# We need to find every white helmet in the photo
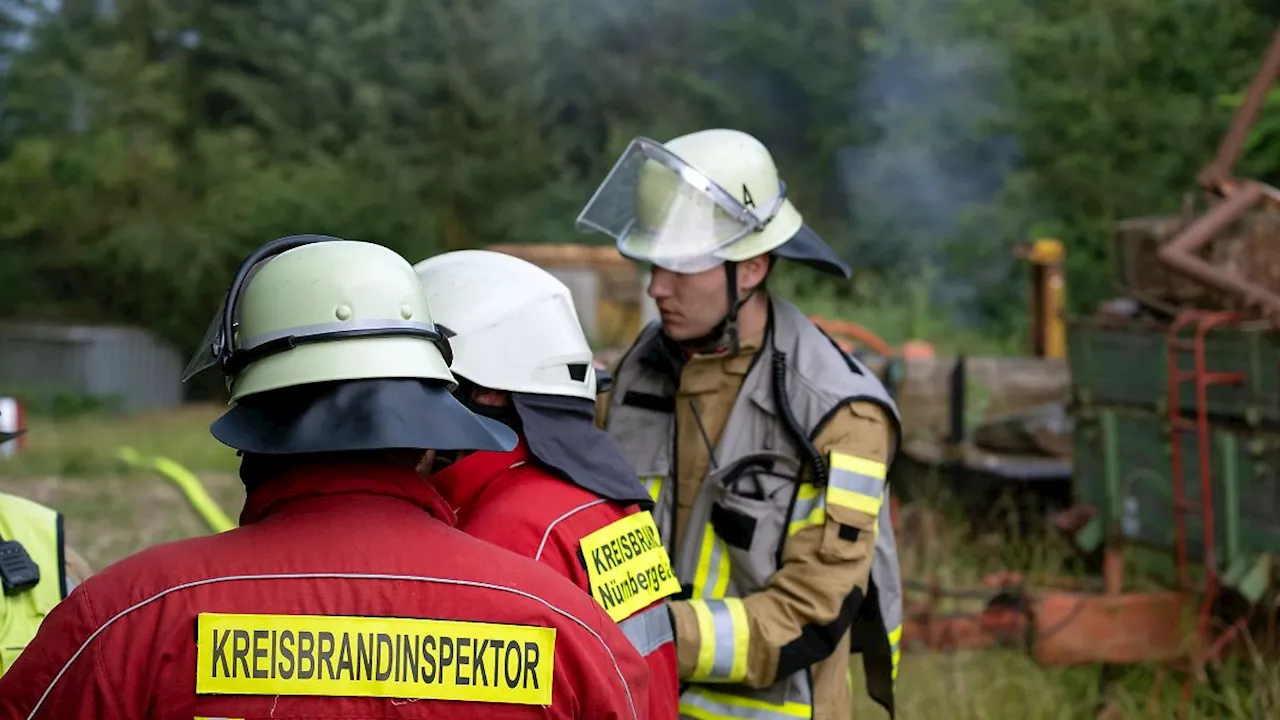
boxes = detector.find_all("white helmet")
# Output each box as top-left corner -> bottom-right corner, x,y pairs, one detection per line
412,250 -> 597,400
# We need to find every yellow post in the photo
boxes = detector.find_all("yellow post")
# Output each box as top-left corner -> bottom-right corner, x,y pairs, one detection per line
1018,239 -> 1066,359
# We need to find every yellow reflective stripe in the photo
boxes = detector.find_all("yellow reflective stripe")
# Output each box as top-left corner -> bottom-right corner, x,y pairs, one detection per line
691,524 -> 730,599
786,483 -> 826,537
889,623 -> 902,680
830,452 -> 887,480
642,476 -> 663,503
826,452 -> 886,515
786,506 -> 825,536
680,686 -> 811,719
680,705 -> 735,720
686,599 -> 749,683
690,600 -> 717,680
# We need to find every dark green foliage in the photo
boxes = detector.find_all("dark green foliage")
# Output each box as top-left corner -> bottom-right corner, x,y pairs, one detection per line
0,0 -> 1275,354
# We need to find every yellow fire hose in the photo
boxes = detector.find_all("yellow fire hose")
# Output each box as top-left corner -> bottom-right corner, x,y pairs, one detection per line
116,446 -> 237,533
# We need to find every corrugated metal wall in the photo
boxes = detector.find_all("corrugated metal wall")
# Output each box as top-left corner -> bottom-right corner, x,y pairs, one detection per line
0,323 -> 183,412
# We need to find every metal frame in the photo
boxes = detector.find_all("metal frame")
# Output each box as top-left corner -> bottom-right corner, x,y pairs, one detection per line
1157,29 -> 1280,324
895,30 -> 1280,717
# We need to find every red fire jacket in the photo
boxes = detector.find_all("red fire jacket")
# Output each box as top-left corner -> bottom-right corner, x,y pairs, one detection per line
434,439 -> 680,720
0,465 -> 649,719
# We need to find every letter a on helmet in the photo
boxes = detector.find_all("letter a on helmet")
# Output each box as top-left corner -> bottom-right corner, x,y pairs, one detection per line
575,129 -> 851,278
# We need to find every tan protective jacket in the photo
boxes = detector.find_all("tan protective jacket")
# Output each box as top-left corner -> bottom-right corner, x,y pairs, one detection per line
599,298 -> 902,720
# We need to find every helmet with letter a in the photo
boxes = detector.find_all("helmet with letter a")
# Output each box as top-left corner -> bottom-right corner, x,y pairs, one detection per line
181,234 -> 516,455
573,128 -> 851,278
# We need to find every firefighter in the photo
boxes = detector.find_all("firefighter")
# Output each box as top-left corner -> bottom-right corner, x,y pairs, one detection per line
413,249 -> 680,719
0,235 -> 650,719
0,423 -> 94,677
578,129 -> 904,719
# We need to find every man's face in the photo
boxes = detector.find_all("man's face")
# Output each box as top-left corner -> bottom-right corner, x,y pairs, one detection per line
647,265 -> 731,341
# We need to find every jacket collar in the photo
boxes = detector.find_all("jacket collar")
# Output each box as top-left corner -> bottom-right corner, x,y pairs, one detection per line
240,464 -> 457,527
430,438 -> 531,516
638,303 -> 771,384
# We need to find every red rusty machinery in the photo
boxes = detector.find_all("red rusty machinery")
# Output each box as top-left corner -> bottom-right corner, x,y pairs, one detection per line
1158,28 -> 1280,324
891,518 -> 1191,667
887,28 -> 1280,719
1152,26 -> 1280,716
807,316 -> 896,359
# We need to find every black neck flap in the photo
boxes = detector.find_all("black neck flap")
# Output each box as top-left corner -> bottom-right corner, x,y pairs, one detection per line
512,392 -> 654,509
211,378 -> 516,455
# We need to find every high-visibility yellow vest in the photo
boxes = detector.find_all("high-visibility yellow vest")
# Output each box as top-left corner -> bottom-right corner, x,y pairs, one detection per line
0,492 -> 66,675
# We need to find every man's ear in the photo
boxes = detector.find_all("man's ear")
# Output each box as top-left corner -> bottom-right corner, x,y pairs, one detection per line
737,255 -> 771,294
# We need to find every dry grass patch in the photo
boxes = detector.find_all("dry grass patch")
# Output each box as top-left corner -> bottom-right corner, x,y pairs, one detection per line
0,405 -> 1275,719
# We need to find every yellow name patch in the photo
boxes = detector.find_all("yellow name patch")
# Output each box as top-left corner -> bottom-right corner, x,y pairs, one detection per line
195,613 -> 555,706
580,511 -> 681,622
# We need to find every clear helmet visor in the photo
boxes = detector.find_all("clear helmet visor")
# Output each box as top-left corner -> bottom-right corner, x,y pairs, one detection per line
575,137 -> 786,273
181,257 -> 271,382
182,306 -> 225,382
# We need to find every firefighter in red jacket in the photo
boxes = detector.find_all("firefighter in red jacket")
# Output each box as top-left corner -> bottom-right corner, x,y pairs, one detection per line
413,249 -> 680,719
0,235 -> 650,719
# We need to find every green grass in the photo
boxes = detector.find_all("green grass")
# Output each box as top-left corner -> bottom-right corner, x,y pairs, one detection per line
0,406 -> 1275,718
2,402 -> 239,477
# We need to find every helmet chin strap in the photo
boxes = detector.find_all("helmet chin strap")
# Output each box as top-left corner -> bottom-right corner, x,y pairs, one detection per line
679,261 -> 759,357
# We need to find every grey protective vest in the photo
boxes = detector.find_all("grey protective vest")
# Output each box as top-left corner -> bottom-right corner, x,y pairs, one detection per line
605,299 -> 903,720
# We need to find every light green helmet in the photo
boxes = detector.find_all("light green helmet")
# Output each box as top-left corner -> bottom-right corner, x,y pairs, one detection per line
576,129 -> 807,274
183,235 -> 456,403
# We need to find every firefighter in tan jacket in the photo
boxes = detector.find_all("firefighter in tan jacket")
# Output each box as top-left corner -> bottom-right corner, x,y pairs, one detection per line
579,129 -> 903,720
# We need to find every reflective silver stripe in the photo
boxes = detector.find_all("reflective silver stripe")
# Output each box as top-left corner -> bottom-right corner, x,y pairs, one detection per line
707,600 -> 743,679
534,498 -> 608,562
826,453 -> 887,516
241,319 -> 441,350
690,524 -> 730,599
25,572 -> 640,720
828,464 -> 884,499
618,603 -> 674,656
687,598 -> 748,683
679,686 -> 811,719
786,483 -> 825,536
